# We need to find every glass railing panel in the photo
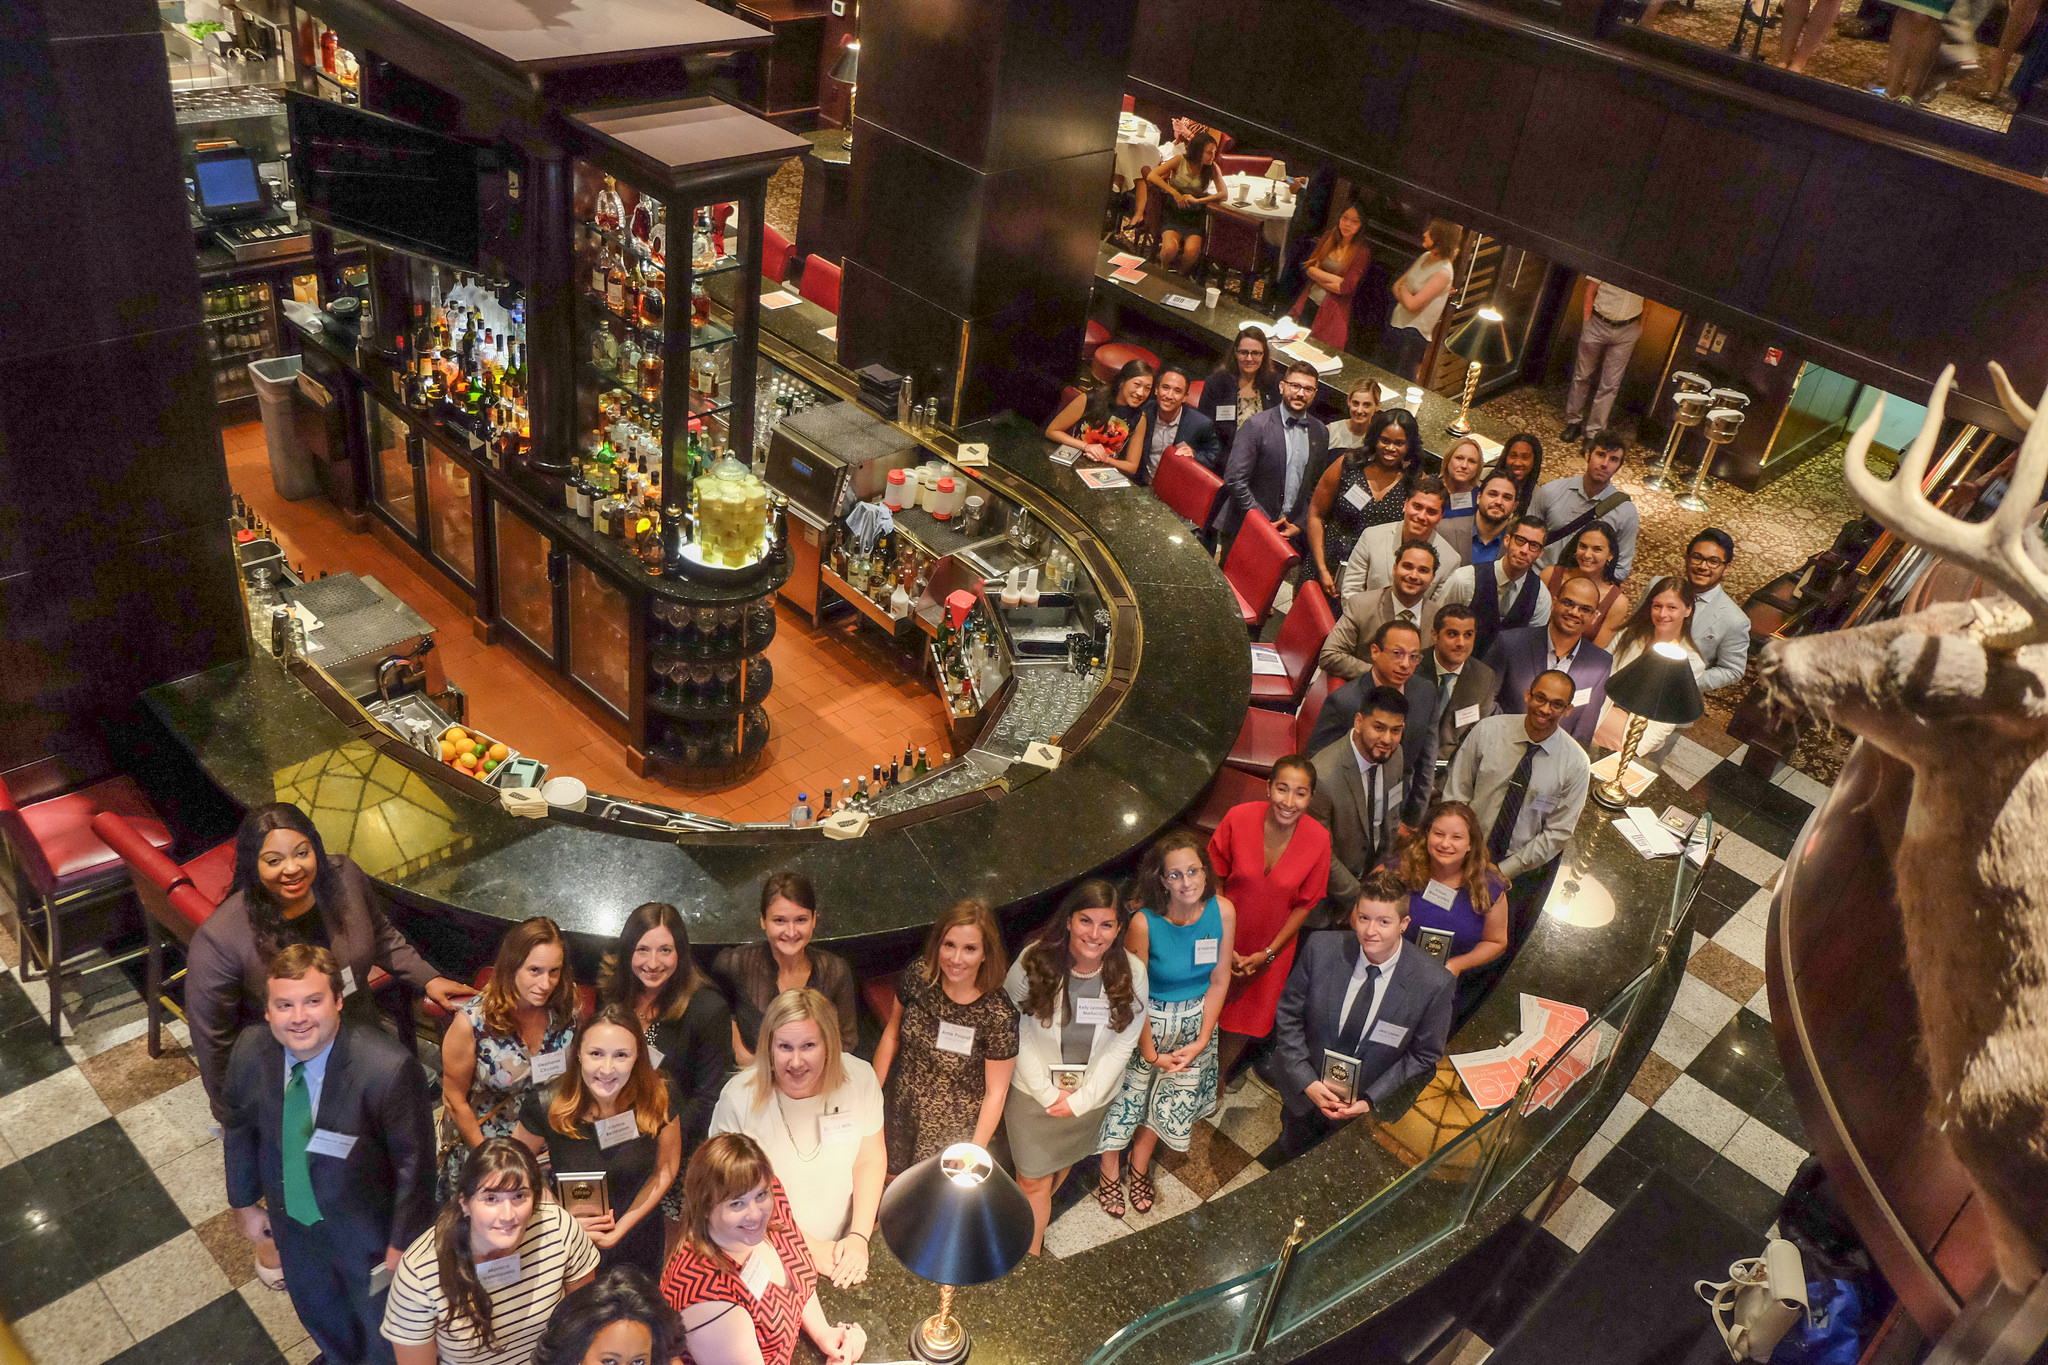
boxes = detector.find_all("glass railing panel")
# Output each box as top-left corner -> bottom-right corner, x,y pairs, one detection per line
1089,1264 -> 1273,1365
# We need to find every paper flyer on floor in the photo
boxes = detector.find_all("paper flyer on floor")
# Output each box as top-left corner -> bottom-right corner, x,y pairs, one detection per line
1448,994 -> 1598,1113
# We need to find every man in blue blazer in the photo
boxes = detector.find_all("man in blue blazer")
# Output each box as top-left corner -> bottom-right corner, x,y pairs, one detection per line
224,945 -> 436,1365
1483,572 -> 1614,749
1221,360 -> 1327,547
1272,869 -> 1456,1159
1136,366 -> 1224,482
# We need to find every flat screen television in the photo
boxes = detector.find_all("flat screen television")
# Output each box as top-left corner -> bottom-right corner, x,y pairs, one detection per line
287,92 -> 482,271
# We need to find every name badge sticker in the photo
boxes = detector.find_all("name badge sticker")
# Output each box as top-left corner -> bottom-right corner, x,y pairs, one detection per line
339,966 -> 358,997
740,1248 -> 774,1299
476,1253 -> 522,1290
1215,404 -> 1236,423
531,1049 -> 568,1083
1368,1019 -> 1409,1048
1421,880 -> 1458,909
1450,490 -> 1475,510
647,1045 -> 665,1070
818,1111 -> 859,1145
594,1112 -> 639,1150
368,1262 -> 393,1297
1073,995 -> 1112,1027
305,1129 -> 359,1159
935,1021 -> 976,1056
1343,483 -> 1369,511
1572,686 -> 1593,707
1454,704 -> 1480,727
1193,937 -> 1221,966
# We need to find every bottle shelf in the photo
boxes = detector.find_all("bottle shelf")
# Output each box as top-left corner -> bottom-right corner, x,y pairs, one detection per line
203,305 -> 273,323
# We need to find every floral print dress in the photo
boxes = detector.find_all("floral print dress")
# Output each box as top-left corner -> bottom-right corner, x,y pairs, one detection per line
439,994 -> 574,1196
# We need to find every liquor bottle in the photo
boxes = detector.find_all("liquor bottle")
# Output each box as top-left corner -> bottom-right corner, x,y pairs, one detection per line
692,210 -> 715,270
840,777 -> 854,810
691,279 -> 710,332
819,788 -> 834,816
604,242 -> 628,315
575,475 -> 594,520
915,746 -> 928,776
595,175 -> 625,233
638,269 -> 663,329
855,776 -> 870,807
871,764 -> 883,793
888,759 -> 900,787
902,744 -> 914,774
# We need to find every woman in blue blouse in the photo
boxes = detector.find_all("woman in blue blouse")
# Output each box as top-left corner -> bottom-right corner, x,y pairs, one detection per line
1097,832 -> 1236,1216
1396,803 -> 1509,1015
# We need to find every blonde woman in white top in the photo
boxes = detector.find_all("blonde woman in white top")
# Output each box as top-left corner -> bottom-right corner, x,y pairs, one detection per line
1003,879 -> 1149,1248
707,987 -> 884,1288
1594,575 -> 1706,764
1384,219 -> 1464,382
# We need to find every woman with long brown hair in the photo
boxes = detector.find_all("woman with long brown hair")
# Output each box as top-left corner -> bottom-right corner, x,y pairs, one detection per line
1003,880 -> 1149,1244
1287,202 -> 1372,350
186,801 -> 474,1121
1144,129 -> 1225,273
707,989 -> 884,1287
712,871 -> 860,1065
1196,325 -> 1282,451
1540,522 -> 1629,648
1097,833 -> 1235,1215
597,904 -> 730,1150
1384,217 -> 1463,381
1594,575 -> 1707,764
383,1138 -> 598,1365
512,1006 -> 681,1277
1396,802 -> 1510,987
440,916 -> 580,1196
660,1134 -> 866,1365
872,899 -> 1019,1176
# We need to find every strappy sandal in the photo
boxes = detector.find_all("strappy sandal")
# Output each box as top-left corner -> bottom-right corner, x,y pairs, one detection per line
1096,1168 -> 1126,1219
1128,1166 -> 1157,1215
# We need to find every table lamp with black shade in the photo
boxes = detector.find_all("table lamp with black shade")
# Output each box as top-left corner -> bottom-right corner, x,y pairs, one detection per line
832,41 -> 860,150
1592,641 -> 1704,809
877,1143 -> 1035,1364
1442,307 -> 1513,437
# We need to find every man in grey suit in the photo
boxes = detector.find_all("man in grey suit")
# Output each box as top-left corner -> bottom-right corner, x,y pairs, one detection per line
1221,360 -> 1327,547
1683,528 -> 1751,691
1309,685 -> 1409,916
1306,622 -> 1439,829
1320,540 -> 1441,680
1272,869 -> 1456,1159
225,944 -> 436,1365
1418,605 -> 1498,779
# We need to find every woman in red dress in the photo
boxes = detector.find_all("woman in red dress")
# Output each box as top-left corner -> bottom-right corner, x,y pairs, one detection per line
1209,756 -> 1332,1081
661,1134 -> 867,1365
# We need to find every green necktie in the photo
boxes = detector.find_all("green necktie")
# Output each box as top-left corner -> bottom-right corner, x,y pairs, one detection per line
282,1060 -> 324,1226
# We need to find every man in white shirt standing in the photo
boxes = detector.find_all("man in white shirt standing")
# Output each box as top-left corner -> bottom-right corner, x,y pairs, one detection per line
1683,528 -> 1751,692
1530,432 -> 1639,580
1559,278 -> 1646,446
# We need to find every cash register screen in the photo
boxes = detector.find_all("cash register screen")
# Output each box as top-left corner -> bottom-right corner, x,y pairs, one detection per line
195,156 -> 264,215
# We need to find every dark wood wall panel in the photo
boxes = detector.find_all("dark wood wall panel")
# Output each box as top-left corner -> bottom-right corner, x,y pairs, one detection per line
1129,0 -> 2048,435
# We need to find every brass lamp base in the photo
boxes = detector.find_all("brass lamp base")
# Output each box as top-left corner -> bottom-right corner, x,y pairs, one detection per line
912,1286 -> 971,1365
1591,713 -> 1651,810
1446,361 -> 1480,436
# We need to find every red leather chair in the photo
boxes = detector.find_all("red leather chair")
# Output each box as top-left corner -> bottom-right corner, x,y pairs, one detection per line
1251,583 -> 1334,711
1,775 -> 171,1040
1187,378 -> 1204,407
1121,94 -> 1136,113
799,255 -> 842,313
1229,676 -> 1335,776
1083,320 -> 1110,371
1204,205 -> 1269,300
764,225 -> 795,286
1190,765 -> 1268,833
1151,449 -> 1223,534
1090,340 -> 1161,387
1223,510 -> 1300,631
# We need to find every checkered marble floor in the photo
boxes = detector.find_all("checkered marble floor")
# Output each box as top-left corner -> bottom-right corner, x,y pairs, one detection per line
0,744 -> 1824,1357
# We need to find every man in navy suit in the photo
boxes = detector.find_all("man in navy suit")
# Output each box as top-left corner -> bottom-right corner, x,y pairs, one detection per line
1483,572 -> 1614,748
225,945 -> 436,1365
1272,869 -> 1456,1159
1305,620 -> 1439,827
1221,360 -> 1327,547
1136,366 -> 1224,481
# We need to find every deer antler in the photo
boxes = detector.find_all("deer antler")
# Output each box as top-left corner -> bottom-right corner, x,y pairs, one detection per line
1990,361 -> 2037,433
1844,364 -> 2048,650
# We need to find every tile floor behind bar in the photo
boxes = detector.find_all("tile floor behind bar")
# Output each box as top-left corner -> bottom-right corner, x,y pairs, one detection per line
0,740 -> 1826,1364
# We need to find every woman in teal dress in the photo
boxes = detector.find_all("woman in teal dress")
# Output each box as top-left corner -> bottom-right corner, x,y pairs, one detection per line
1098,831 -> 1236,1215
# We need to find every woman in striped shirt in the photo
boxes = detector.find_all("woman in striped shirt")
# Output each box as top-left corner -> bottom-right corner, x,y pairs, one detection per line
384,1139 -> 600,1365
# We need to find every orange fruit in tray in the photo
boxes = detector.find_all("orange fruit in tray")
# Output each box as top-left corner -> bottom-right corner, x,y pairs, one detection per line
488,742 -> 509,761
438,742 -> 456,761
446,728 -> 469,747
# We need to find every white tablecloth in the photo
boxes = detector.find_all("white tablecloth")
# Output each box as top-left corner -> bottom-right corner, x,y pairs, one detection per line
1219,175 -> 1297,246
1114,116 -> 1161,187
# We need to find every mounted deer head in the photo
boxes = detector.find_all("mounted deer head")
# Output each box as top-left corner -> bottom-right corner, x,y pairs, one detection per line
1844,363 -> 2048,650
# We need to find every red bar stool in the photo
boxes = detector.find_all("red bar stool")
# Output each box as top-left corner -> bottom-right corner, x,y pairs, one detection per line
1082,320 -> 1110,371
1151,450 -> 1223,536
764,224 -> 796,285
1228,676 -> 1334,776
0,775 -> 172,1040
1250,583 -> 1334,711
1222,509 -> 1300,631
799,255 -> 842,313
1090,340 -> 1161,387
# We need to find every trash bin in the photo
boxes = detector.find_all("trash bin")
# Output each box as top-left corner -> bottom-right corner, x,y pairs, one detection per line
248,355 -> 320,500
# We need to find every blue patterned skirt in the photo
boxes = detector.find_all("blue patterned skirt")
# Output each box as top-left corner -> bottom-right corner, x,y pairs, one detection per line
1097,996 -> 1220,1154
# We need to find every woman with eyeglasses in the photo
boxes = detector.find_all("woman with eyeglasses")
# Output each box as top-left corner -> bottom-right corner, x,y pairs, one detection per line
1197,326 -> 1282,451
1097,832 -> 1235,1216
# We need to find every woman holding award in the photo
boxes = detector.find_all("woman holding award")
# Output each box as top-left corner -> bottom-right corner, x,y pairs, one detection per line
512,1006 -> 681,1277
871,899 -> 1020,1176
706,989 -> 884,1288
1397,803 -> 1511,1022
1003,880 -> 1149,1243
1097,833 -> 1235,1215
1208,757 -> 1332,1084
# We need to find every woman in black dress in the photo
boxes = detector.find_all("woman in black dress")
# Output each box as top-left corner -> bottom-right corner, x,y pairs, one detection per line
1045,359 -> 1154,476
513,1005 -> 682,1278
1305,408 -> 1423,597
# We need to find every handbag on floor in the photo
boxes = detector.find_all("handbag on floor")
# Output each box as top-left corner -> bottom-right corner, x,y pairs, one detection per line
1697,1237 -> 1810,1362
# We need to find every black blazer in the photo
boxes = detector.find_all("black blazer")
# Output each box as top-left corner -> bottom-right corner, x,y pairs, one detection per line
647,985 -> 736,1149
1274,931 -> 1455,1109
223,1021 -> 437,1260
1138,400 -> 1224,479
1419,655 -> 1500,771
1195,367 -> 1282,451
1305,671 -> 1441,826
1222,405 -> 1329,542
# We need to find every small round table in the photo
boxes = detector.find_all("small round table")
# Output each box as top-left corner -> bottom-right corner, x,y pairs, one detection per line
1219,175 -> 1298,247
1114,115 -> 1161,188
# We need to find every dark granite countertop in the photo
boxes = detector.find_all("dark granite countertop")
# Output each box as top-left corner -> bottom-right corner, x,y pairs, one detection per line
145,410 -> 1248,957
